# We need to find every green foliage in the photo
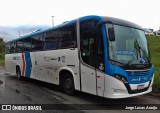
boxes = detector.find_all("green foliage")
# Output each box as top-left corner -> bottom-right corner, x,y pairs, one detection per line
146,36 -> 160,86
0,38 -> 5,65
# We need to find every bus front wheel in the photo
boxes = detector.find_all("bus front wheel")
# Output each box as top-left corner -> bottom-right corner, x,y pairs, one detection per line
63,73 -> 75,95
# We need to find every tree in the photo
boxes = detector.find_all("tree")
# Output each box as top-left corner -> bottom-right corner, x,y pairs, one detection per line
0,37 -> 5,59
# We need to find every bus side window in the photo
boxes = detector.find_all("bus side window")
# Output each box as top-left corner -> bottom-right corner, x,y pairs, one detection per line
23,37 -> 31,52
10,42 -> 16,53
5,43 -> 11,54
16,39 -> 24,53
57,24 -> 76,49
44,30 -> 58,50
32,34 -> 44,51
44,36 -> 57,50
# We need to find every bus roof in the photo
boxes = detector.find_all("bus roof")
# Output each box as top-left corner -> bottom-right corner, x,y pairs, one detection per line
7,15 -> 102,43
102,16 -> 142,30
7,15 -> 142,43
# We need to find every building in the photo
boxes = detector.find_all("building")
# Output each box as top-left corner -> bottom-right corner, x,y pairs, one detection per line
143,28 -> 154,36
155,30 -> 160,36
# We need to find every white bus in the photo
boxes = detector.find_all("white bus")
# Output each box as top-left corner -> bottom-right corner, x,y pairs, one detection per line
5,15 -> 154,98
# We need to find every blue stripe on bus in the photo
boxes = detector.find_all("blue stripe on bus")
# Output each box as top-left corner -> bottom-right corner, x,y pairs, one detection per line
79,15 -> 102,22
101,24 -> 114,75
24,52 -> 32,78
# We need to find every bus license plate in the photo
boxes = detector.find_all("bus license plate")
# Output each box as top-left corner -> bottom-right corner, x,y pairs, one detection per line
137,85 -> 144,90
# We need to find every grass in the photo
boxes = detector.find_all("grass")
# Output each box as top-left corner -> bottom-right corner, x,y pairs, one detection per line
147,36 -> 160,87
0,58 -> 4,66
147,36 -> 160,86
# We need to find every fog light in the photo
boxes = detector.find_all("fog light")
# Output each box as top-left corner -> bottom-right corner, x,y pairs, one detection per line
113,89 -> 128,94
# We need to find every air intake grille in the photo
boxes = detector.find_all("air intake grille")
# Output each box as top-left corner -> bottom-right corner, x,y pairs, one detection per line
126,70 -> 151,76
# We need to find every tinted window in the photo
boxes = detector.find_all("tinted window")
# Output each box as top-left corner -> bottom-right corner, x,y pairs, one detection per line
5,43 -> 11,54
97,29 -> 104,56
10,42 -> 16,53
44,24 -> 76,50
57,25 -> 76,49
23,37 -> 31,51
16,39 -> 23,53
44,30 -> 58,50
80,20 -> 98,67
45,36 -> 57,50
31,34 -> 44,51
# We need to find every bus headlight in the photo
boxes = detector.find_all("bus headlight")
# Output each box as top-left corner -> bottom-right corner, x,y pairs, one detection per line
113,75 -> 128,84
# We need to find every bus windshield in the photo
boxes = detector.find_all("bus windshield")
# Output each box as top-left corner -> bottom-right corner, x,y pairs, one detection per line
106,24 -> 151,67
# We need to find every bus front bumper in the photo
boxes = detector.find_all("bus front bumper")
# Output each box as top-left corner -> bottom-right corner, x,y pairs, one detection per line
103,74 -> 154,99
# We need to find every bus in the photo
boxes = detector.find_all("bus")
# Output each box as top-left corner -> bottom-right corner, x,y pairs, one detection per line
5,15 -> 154,98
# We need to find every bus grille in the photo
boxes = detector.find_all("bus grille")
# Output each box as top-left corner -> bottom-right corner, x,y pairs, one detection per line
126,70 -> 151,76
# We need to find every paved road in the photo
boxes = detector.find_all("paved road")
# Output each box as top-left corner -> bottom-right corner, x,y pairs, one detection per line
0,67 -> 160,113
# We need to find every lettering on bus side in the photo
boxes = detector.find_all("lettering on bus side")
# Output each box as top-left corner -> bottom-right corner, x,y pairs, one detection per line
61,56 -> 65,63
44,56 -> 57,61
44,56 -> 65,63
13,56 -> 21,60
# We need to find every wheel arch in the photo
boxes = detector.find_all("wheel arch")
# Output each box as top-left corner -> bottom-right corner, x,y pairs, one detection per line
16,64 -> 22,74
58,67 -> 75,86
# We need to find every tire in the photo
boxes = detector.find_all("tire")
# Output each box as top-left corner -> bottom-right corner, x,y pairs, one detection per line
63,73 -> 75,95
16,68 -> 22,80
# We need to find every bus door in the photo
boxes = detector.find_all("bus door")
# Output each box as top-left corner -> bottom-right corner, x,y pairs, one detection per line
79,19 -> 96,94
95,29 -> 105,97
80,20 -> 105,96
80,34 -> 97,95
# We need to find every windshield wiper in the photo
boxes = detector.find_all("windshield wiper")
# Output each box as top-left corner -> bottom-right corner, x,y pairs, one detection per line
134,39 -> 150,64
124,56 -> 135,67
125,39 -> 150,67
123,40 -> 140,67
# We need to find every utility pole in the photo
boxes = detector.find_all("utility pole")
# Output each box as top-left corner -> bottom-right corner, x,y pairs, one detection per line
18,31 -> 20,37
51,16 -> 54,27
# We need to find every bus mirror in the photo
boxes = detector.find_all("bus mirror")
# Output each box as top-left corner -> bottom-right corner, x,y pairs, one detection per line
108,27 -> 115,41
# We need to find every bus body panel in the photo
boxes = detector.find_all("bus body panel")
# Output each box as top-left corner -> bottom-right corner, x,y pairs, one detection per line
5,54 -> 14,74
103,74 -> 154,98
5,48 -> 80,90
5,53 -> 22,75
81,63 -> 97,95
30,52 -> 36,79
35,51 -> 46,81
96,70 -> 105,97
43,48 -> 80,86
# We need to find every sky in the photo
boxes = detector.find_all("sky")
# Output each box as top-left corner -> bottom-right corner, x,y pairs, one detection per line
0,0 -> 160,31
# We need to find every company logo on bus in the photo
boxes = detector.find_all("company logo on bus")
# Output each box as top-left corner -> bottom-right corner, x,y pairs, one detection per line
131,77 -> 148,82
131,78 -> 141,82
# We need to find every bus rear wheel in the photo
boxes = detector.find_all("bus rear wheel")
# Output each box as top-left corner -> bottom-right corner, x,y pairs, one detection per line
63,73 -> 75,95
16,67 -> 22,80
